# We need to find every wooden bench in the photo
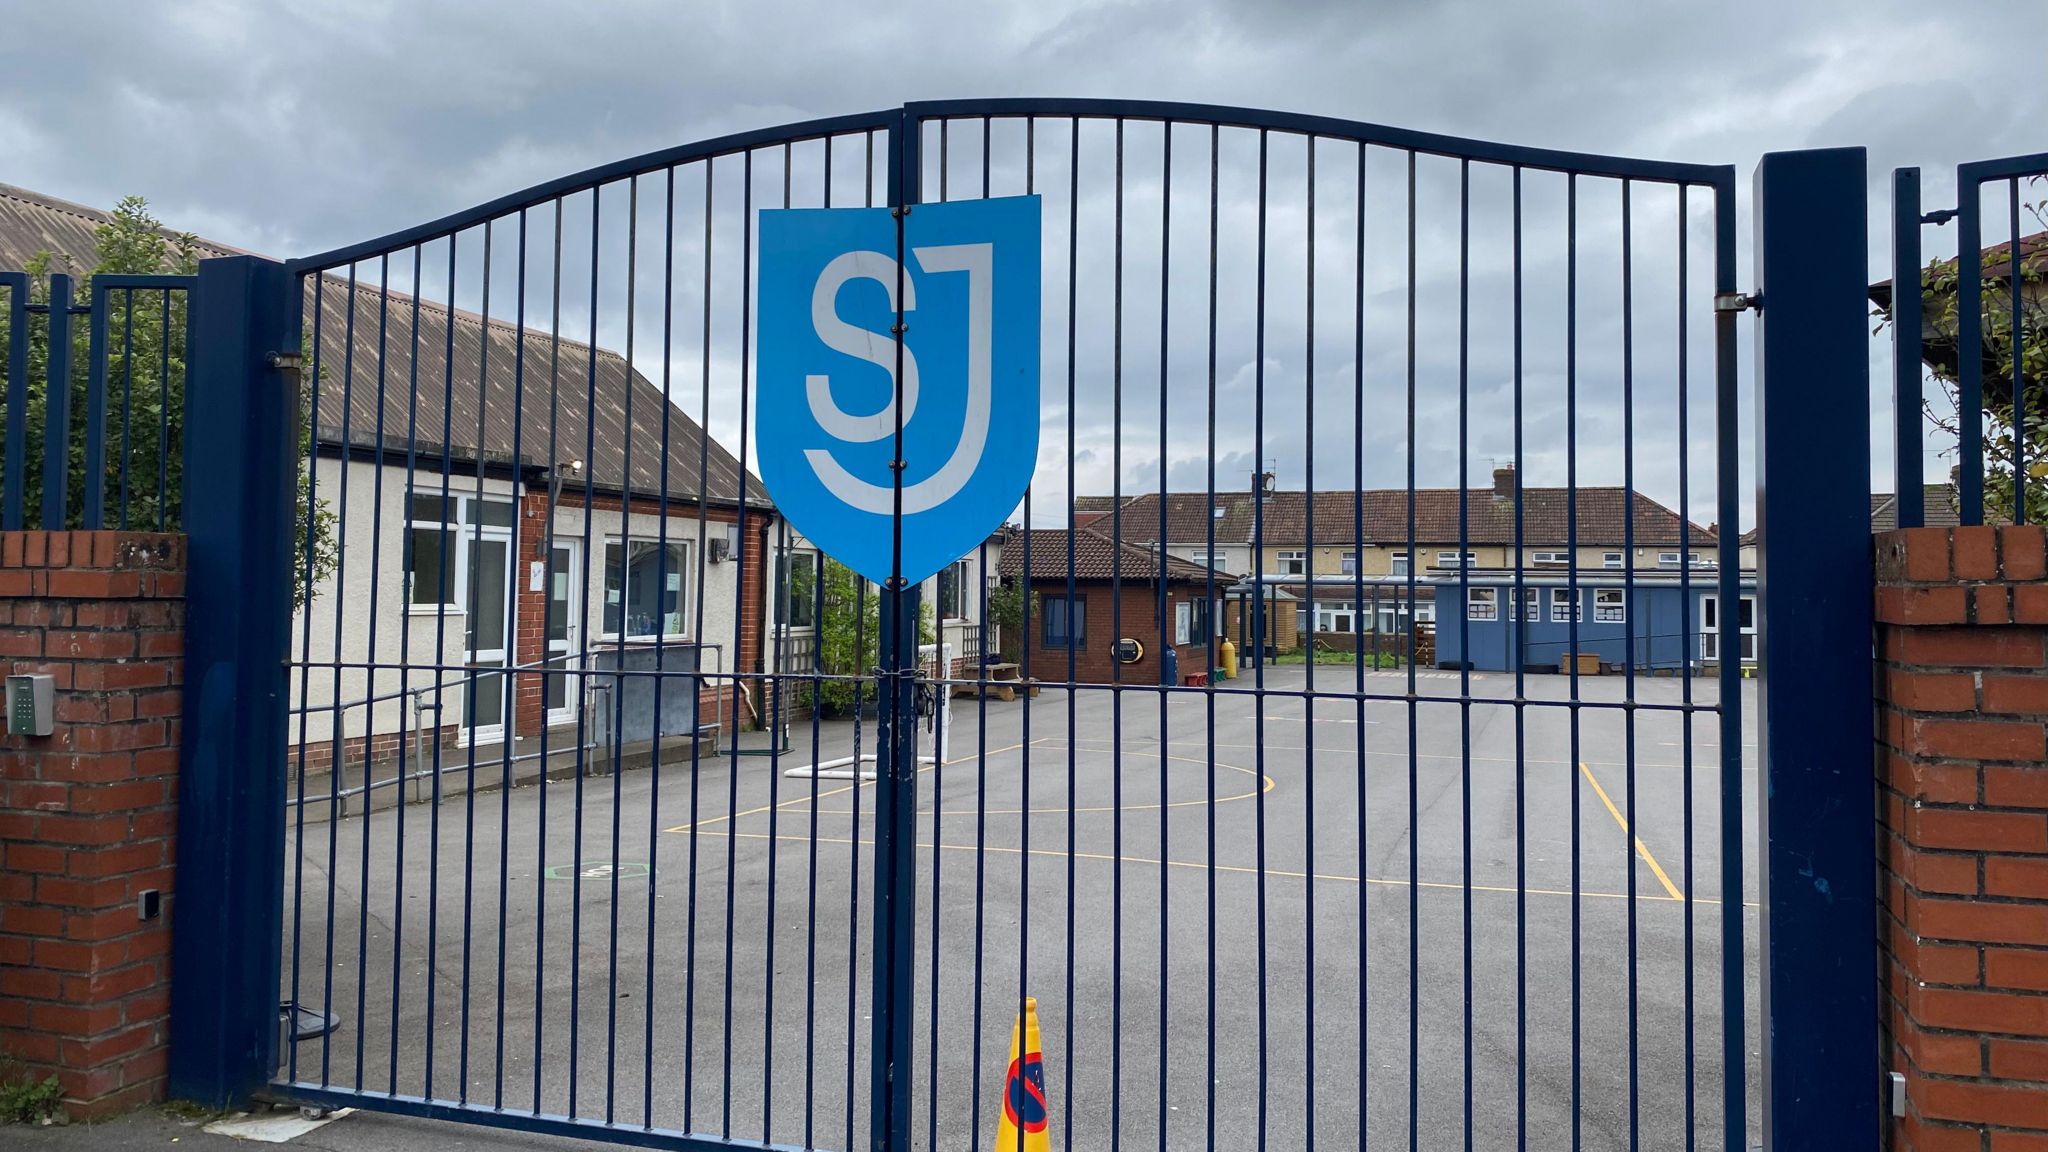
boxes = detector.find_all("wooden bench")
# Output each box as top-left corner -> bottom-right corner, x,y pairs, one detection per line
954,661 -> 1028,701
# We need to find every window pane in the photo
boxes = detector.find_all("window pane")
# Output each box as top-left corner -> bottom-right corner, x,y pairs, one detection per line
467,497 -> 516,527
408,527 -> 453,605
603,544 -> 625,636
1739,597 -> 1755,629
938,563 -> 961,618
789,554 -> 818,629
469,539 -> 509,651
627,542 -> 686,637
408,492 -> 455,524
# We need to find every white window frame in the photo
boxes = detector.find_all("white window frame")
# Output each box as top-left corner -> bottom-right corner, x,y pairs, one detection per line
1530,551 -> 1569,568
1390,552 -> 1410,577
1508,587 -> 1542,621
403,491 -> 516,615
782,548 -> 820,633
1313,600 -> 1356,633
1414,602 -> 1435,624
1275,550 -> 1306,576
1549,587 -> 1582,623
1340,550 -> 1357,575
1467,588 -> 1498,621
1700,593 -> 1759,664
1593,588 -> 1626,623
1657,551 -> 1683,568
1603,551 -> 1624,569
1436,550 -> 1480,569
936,559 -> 972,621
600,536 -> 693,642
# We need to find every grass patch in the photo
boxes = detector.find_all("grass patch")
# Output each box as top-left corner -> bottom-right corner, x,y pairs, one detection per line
1274,648 -> 1402,668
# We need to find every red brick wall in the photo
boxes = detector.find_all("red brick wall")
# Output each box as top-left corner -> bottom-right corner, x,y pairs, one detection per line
1019,581 -> 1213,685
0,531 -> 184,1119
1876,524 -> 2048,1149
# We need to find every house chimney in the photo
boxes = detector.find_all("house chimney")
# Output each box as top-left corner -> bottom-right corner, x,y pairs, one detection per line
1492,465 -> 1515,498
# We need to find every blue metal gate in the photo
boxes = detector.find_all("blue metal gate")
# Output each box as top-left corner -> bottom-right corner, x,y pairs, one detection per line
122,101 -> 1905,1151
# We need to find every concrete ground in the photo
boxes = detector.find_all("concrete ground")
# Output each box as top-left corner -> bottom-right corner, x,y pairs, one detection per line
263,664 -> 1761,1151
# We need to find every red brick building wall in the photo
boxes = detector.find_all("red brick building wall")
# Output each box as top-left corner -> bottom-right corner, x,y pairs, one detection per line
1876,524 -> 2048,1149
1018,580 -> 1214,685
0,531 -> 184,1119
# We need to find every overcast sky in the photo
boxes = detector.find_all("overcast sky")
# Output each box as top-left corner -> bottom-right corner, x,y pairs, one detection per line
4,0 -> 2044,532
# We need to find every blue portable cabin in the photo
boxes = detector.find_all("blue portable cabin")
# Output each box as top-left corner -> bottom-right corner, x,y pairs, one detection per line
1432,567 -> 1759,673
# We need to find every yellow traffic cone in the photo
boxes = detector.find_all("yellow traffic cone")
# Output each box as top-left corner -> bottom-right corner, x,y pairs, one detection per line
992,997 -> 1050,1152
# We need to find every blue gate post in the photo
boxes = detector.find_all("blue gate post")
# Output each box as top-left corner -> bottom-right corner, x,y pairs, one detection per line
868,108 -> 920,1152
1751,148 -> 1879,1146
169,255 -> 300,1105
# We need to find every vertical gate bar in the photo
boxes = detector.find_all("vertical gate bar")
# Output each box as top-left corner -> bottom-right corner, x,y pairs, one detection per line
686,164 -> 714,1133
169,254 -> 298,1106
158,287 -> 174,529
755,147 -> 781,1142
495,208 -> 530,1111
1157,118 -> 1174,1152
1301,134 -> 1318,1152
1111,114 -> 1127,1152
402,241 -> 427,1100
650,161 -> 678,1135
1203,121 -> 1221,1152
468,218 -> 499,1109
719,160 -> 746,1137
1620,177 -> 1641,1152
1891,170 -> 1925,529
3,272 -> 26,530
795,144 -> 827,1148
43,273 -> 73,528
607,176 -> 639,1127
869,106 -> 921,1152
1751,146 -> 1876,1150
1018,112 -> 1037,1152
1455,155 -> 1472,1152
286,274 -> 325,1089
572,186 -> 604,1124
118,288 -> 134,528
535,195 -> 565,1116
1956,175 -> 1984,524
927,120 -> 948,1152
1251,125 -> 1271,1152
969,115 -> 994,1152
1675,182 -> 1696,1152
1062,117 -> 1079,1152
364,250 -> 394,1097
1709,164 -> 1747,1152
1509,163 -> 1526,1152
1352,141 -> 1370,1152
1564,173 -> 1582,1152
321,263 -> 358,1090
845,131 -> 875,1152
83,282 -> 109,529
2010,179 -> 2025,523
1402,149 -> 1419,1152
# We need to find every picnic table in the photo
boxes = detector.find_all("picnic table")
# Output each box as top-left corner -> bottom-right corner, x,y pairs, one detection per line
952,660 -> 1037,701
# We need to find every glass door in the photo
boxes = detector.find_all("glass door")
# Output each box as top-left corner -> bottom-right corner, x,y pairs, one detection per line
545,541 -> 580,728
462,533 -> 513,745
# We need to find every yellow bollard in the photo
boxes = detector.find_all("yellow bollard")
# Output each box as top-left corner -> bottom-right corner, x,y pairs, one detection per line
992,997 -> 1049,1152
1219,637 -> 1237,679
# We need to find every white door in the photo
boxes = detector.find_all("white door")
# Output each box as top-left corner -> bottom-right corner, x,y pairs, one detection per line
545,540 -> 581,728
461,531 -> 514,745
1700,593 -> 1758,664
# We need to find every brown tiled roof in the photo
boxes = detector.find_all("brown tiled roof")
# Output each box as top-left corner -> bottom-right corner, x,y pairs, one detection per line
0,182 -> 764,508
1097,485 -> 1713,547
998,527 -> 1227,584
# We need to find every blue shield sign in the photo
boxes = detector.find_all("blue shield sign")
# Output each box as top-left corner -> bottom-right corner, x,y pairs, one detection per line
756,195 -> 1041,586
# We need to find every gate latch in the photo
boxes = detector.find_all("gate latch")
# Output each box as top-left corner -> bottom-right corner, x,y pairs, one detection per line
269,350 -> 306,372
1713,291 -> 1761,314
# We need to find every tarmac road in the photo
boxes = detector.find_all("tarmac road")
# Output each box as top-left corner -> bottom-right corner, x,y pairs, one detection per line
275,664 -> 1762,1151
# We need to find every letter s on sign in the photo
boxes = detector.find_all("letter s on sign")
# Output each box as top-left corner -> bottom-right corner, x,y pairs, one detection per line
805,249 -> 918,444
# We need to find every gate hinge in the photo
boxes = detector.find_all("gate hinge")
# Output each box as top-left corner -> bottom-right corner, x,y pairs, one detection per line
269,351 -> 306,372
1714,291 -> 1761,315
1920,208 -> 1958,226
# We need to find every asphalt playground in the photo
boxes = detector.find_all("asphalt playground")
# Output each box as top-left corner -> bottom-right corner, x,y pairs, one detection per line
277,663 -> 1761,1152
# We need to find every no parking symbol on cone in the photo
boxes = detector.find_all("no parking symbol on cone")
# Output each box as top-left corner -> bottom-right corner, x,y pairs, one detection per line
993,997 -> 1049,1152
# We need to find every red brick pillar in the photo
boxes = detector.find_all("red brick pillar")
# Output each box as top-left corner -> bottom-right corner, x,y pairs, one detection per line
1876,524 -> 2048,1149
0,530 -> 184,1119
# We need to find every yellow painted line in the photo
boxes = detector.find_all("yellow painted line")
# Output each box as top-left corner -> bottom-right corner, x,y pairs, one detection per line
1577,761 -> 1684,901
681,828 -> 1755,908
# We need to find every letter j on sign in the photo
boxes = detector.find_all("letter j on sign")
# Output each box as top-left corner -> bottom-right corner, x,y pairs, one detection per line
756,195 -> 1042,586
